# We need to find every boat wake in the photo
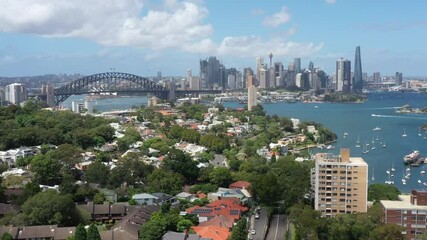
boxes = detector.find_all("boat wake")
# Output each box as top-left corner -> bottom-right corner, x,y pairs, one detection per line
371,114 -> 427,119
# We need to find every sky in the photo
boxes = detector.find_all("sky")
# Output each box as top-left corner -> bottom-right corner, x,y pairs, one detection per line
0,0 -> 426,77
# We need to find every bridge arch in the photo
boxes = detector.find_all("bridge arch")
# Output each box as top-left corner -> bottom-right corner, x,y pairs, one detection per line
53,72 -> 169,105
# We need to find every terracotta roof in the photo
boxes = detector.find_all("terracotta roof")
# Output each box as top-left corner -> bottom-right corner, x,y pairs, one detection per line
192,226 -> 229,240
229,181 -> 251,189
198,215 -> 234,229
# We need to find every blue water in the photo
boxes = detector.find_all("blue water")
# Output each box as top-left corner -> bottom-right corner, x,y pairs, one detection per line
63,92 -> 427,193
61,95 -> 148,112
224,92 -> 427,193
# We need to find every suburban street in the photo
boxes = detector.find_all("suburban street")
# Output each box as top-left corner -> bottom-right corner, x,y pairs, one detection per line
250,208 -> 268,240
265,214 -> 288,240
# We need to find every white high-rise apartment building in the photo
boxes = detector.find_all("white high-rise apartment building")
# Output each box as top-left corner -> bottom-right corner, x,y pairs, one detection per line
5,83 -> 27,105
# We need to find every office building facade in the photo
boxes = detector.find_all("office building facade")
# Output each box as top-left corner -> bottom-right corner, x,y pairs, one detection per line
353,46 -> 363,93
396,72 -> 403,86
313,148 -> 368,217
336,58 -> 352,93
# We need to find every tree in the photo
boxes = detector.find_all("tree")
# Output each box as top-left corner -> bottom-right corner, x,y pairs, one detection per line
369,224 -> 404,240
208,167 -> 232,187
49,144 -> 82,169
162,148 -> 199,183
85,161 -> 109,185
251,173 -> 281,206
0,233 -> 13,240
200,133 -> 229,153
139,212 -> 167,240
176,217 -> 193,232
21,190 -> 78,226
74,224 -> 87,240
289,203 -> 321,240
368,184 -> 401,202
230,218 -> 247,240
87,224 -> 101,240
147,169 -> 184,195
93,193 -> 105,204
30,154 -> 62,185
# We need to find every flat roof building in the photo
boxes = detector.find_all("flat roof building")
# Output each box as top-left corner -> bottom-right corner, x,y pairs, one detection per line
381,190 -> 427,239
313,148 -> 368,217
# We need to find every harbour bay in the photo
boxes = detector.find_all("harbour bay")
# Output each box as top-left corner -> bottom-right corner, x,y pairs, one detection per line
224,92 -> 427,193
66,92 -> 427,193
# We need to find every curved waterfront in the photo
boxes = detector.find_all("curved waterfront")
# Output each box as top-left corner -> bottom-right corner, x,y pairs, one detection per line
225,92 -> 427,193
64,92 -> 427,193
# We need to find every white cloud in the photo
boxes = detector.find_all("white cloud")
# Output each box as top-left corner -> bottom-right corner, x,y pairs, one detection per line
216,36 -> 323,58
0,0 -> 324,61
0,0 -> 212,50
262,6 -> 291,28
325,0 -> 336,4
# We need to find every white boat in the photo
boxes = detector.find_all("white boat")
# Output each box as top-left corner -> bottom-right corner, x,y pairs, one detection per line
376,135 -> 379,141
343,132 -> 348,138
373,127 -> 381,131
402,128 -> 407,138
421,170 -> 426,174
386,170 -> 390,174
326,145 -> 335,150
418,179 -> 422,184
382,141 -> 386,148
314,105 -> 319,108
418,128 -> 422,137
371,166 -> 375,181
355,135 -> 361,148
362,141 -> 369,154
371,142 -> 376,150
391,162 -> 395,172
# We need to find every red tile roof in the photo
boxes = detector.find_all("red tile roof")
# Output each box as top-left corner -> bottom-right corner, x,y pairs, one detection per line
229,181 -> 251,189
192,226 -> 230,240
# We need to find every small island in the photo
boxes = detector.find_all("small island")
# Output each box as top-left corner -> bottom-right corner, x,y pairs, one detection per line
322,92 -> 366,103
396,104 -> 427,114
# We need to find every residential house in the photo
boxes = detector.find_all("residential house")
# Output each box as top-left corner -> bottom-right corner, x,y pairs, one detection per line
162,231 -> 210,240
99,205 -> 160,240
176,192 -> 193,202
0,203 -> 19,217
77,202 -> 127,221
208,188 -> 251,204
192,226 -> 229,240
132,193 -> 157,205
229,181 -> 251,190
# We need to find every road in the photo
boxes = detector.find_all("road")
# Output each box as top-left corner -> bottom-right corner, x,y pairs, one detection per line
265,214 -> 287,240
250,208 -> 268,240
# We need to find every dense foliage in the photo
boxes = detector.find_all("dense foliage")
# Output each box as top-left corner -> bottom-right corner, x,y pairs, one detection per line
323,92 -> 365,103
0,102 -> 114,150
368,184 -> 401,201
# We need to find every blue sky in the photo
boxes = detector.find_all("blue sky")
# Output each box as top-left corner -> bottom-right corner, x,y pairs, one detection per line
0,0 -> 426,77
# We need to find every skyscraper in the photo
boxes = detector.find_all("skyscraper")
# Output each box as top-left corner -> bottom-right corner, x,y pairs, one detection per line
199,57 -> 225,89
247,75 -> 257,111
336,58 -> 351,93
5,83 -> 27,105
396,72 -> 403,86
294,58 -> 301,73
353,46 -> 363,93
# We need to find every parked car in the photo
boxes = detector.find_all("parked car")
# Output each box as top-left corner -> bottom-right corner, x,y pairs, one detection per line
255,214 -> 260,219
251,230 -> 256,235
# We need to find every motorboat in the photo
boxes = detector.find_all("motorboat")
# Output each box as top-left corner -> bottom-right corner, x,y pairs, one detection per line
404,150 -> 420,163
373,127 -> 381,131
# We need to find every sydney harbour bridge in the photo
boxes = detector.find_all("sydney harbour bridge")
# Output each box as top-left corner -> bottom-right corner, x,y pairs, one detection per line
46,72 -> 221,106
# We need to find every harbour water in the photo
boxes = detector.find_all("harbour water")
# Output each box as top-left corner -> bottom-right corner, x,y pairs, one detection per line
64,92 -> 427,193
225,92 -> 427,193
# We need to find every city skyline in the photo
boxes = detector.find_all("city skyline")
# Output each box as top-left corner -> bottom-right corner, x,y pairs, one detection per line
0,0 -> 426,77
